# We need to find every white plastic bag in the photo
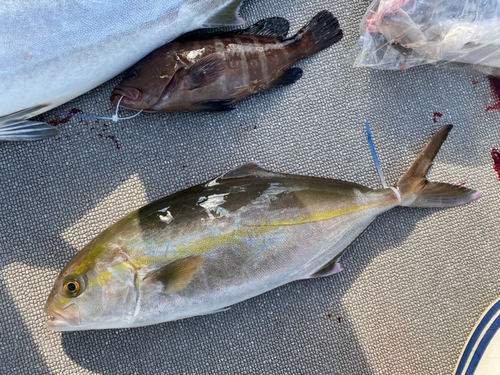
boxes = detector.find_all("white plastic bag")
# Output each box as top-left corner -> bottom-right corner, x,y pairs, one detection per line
354,0 -> 500,73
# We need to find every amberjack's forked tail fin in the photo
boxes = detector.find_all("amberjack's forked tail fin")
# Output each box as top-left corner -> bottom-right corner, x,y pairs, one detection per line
397,124 -> 482,208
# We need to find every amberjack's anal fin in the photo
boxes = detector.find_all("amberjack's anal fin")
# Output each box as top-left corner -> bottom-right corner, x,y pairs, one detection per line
397,125 -> 482,207
308,260 -> 343,279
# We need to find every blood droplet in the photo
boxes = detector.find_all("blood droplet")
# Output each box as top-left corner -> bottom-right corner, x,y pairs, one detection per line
433,112 -> 443,123
48,108 -> 83,126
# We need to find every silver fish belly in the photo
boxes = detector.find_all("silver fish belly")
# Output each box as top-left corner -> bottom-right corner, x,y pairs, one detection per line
0,0 -> 245,141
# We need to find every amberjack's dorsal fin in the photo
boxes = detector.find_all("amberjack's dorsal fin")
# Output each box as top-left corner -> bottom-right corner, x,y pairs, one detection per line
205,0 -> 245,27
220,162 -> 284,180
240,17 -> 290,39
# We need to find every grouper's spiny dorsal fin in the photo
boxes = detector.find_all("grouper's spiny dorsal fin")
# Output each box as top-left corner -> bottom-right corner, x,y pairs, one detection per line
240,17 -> 290,40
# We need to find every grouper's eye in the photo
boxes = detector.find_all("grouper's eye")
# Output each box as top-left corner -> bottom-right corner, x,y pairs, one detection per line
63,278 -> 83,297
127,70 -> 138,80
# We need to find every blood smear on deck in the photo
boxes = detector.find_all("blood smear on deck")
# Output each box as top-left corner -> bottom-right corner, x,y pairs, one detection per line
491,148 -> 500,181
48,108 -> 83,126
486,76 -> 500,112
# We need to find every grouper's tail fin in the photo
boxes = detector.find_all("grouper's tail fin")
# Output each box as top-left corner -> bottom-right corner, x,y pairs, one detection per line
293,10 -> 343,57
397,125 -> 482,207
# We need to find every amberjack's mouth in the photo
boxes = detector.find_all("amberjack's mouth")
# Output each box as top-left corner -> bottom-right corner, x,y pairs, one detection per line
110,87 -> 143,107
45,304 -> 81,331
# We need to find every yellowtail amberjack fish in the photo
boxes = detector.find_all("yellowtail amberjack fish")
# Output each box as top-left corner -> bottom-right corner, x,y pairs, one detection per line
45,125 -> 481,330
0,0 -> 246,141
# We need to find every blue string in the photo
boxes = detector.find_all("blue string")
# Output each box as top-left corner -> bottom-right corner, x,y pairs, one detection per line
53,110 -> 108,120
365,121 -> 388,188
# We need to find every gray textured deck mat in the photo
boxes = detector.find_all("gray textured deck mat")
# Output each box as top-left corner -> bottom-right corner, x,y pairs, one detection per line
1,0 -> 499,374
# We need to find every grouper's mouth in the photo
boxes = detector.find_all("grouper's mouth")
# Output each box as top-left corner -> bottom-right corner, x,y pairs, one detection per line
110,87 -> 143,108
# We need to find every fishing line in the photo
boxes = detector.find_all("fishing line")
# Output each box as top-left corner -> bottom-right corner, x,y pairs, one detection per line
52,96 -> 143,122
365,121 -> 387,188
365,121 -> 401,204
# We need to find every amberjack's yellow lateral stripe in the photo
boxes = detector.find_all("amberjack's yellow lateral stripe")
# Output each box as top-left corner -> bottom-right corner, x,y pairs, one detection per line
168,201 -> 387,260
87,201 -> 390,275
267,203 -> 385,226
172,224 -> 271,260
130,224 -> 274,266
89,263 -> 131,287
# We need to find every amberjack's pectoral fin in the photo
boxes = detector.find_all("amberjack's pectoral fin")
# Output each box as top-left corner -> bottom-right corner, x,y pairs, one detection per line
205,0 -> 245,27
144,256 -> 204,294
0,104 -> 59,141
307,260 -> 343,279
220,162 -> 285,180
240,17 -> 290,39
187,54 -> 227,90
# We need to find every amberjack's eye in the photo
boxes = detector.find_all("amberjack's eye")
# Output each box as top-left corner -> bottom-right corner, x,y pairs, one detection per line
127,70 -> 138,80
64,280 -> 80,296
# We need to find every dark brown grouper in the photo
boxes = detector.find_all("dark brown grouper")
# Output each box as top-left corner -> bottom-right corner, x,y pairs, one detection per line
110,10 -> 343,112
44,125 -> 482,330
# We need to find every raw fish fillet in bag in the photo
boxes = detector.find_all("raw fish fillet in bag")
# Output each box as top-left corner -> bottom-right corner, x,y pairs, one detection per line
354,0 -> 500,73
